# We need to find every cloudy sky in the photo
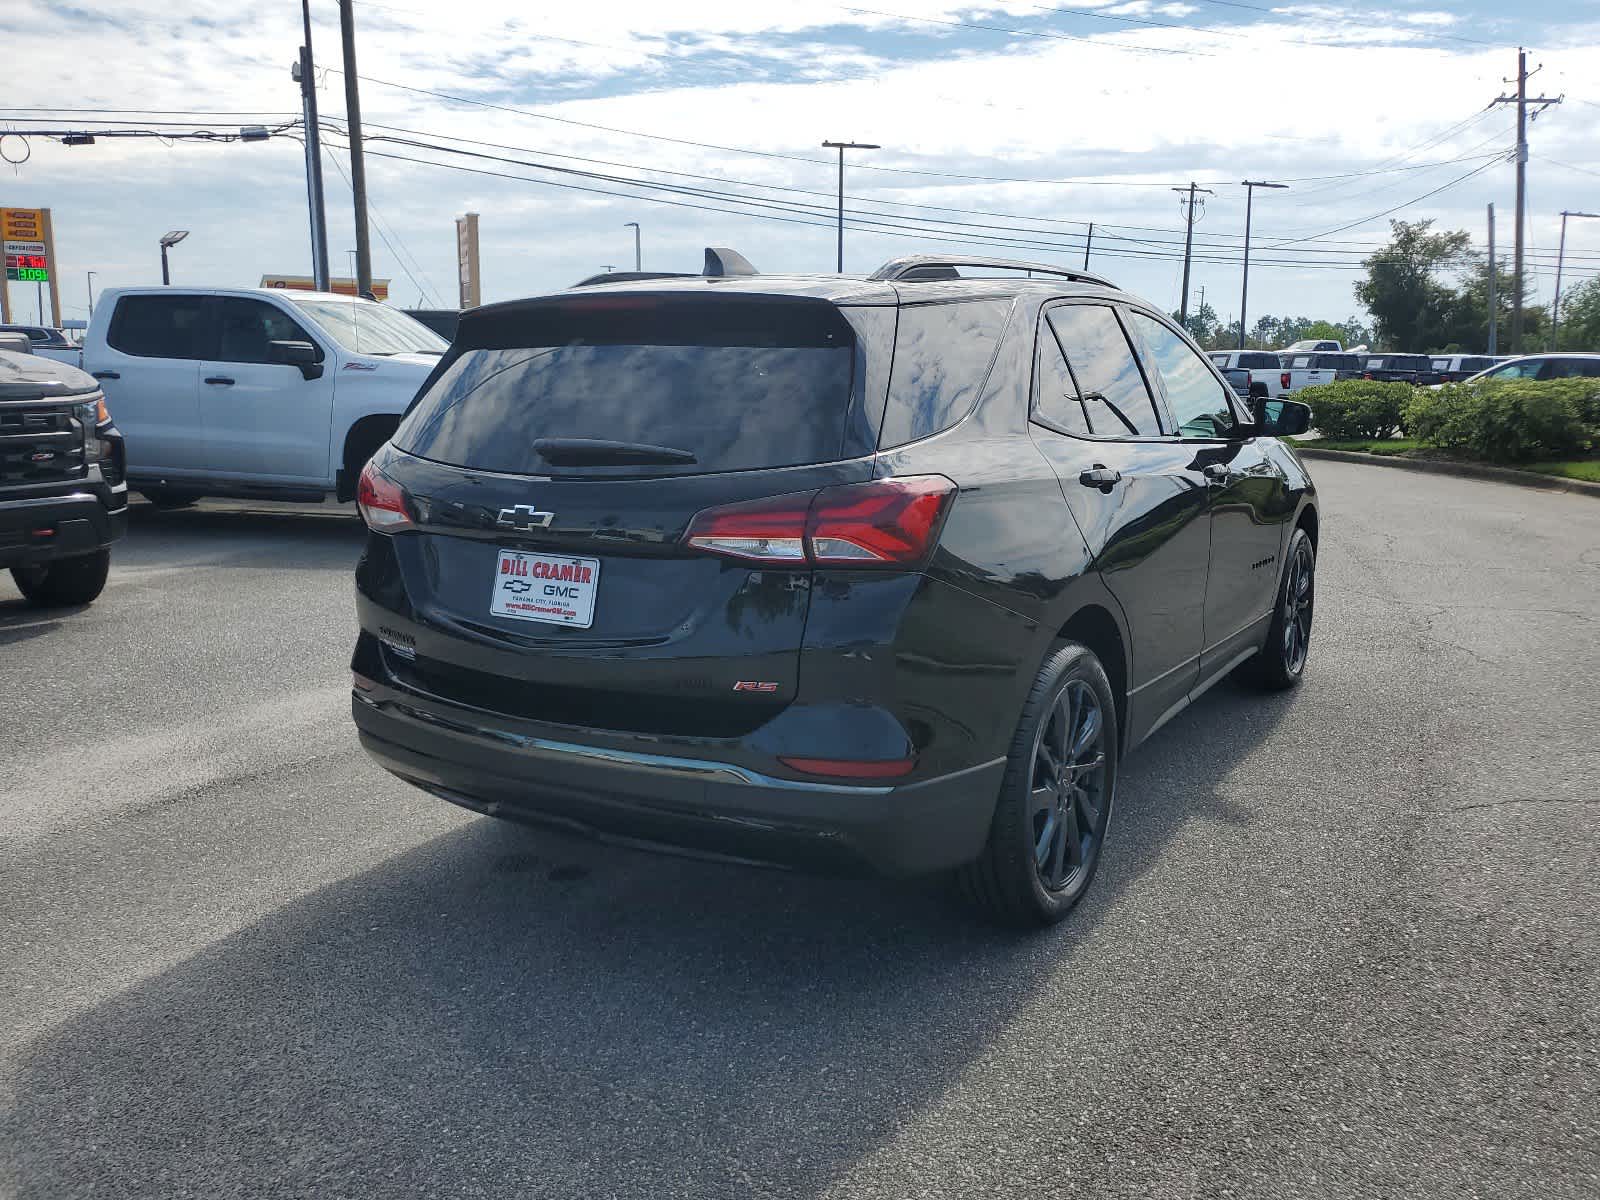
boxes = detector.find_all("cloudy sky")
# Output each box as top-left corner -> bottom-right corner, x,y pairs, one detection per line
5,1 -> 1599,329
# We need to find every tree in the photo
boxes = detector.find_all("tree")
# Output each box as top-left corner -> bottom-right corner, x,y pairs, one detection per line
1354,219 -> 1472,349
1552,276 -> 1600,351
1172,301 -> 1220,344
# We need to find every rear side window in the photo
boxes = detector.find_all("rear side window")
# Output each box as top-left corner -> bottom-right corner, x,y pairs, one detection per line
1239,352 -> 1280,370
1046,305 -> 1163,438
1460,357 -> 1493,373
1290,355 -> 1312,368
396,297 -> 858,475
107,295 -> 208,359
878,300 -> 1010,448
1315,354 -> 1362,371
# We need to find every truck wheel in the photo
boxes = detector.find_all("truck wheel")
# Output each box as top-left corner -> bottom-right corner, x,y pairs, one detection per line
140,488 -> 199,509
11,548 -> 112,608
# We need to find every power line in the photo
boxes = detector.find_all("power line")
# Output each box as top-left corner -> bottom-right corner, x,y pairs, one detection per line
1264,155 -> 1511,247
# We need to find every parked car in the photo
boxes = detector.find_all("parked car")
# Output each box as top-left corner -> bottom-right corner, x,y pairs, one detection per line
1429,354 -> 1497,383
0,323 -> 81,366
348,250 -> 1319,927
1277,350 -> 1366,394
1207,349 -> 1285,395
1,348 -> 127,606
82,288 -> 446,506
1281,338 -> 1343,353
1463,353 -> 1600,382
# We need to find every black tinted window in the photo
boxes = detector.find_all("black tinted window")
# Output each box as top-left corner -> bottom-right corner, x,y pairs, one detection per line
1033,320 -> 1091,436
1315,354 -> 1362,371
1460,357 -> 1494,373
107,295 -> 208,359
879,301 -> 1010,447
1047,305 -> 1162,437
1128,311 -> 1237,439
396,298 -> 856,475
1239,352 -> 1280,370
216,298 -> 316,364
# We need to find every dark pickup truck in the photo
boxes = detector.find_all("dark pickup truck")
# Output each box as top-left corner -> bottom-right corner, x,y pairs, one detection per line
1,349 -> 127,606
1361,353 -> 1438,385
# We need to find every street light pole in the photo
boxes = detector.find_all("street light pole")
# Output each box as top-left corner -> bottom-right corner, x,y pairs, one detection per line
158,230 -> 188,286
624,222 -> 641,271
821,140 -> 879,272
1238,180 -> 1288,349
1550,210 -> 1600,350
86,270 -> 96,318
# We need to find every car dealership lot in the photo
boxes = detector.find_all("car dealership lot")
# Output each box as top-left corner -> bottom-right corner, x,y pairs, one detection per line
3,462 -> 1597,1198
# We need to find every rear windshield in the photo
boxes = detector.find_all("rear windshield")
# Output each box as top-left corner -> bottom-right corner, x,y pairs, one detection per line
1238,352 -> 1280,370
395,296 -> 857,475
1386,355 -> 1431,371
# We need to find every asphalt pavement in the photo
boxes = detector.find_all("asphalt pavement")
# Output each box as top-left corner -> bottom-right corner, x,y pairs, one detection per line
2,464 -> 1596,1199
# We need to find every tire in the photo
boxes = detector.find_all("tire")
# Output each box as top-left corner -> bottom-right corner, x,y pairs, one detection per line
11,548 -> 111,608
1243,527 -> 1315,690
958,641 -> 1119,928
140,488 -> 199,509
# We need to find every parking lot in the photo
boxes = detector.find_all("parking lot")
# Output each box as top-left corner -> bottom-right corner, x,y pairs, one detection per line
2,458 -> 1597,1197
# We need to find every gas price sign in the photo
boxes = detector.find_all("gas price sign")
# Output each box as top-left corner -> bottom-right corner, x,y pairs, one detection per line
4,241 -> 49,283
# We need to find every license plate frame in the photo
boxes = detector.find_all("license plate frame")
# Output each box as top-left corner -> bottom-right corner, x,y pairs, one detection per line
489,548 -> 601,629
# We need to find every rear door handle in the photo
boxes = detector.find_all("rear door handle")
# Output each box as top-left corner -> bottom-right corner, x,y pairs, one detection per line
1078,465 -> 1121,492
204,376 -> 235,386
91,370 -> 120,380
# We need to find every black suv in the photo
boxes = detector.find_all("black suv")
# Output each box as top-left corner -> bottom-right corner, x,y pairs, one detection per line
350,253 -> 1318,926
1,349 -> 127,606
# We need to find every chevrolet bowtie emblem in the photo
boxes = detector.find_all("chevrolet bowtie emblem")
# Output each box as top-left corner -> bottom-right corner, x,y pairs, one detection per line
497,504 -> 555,530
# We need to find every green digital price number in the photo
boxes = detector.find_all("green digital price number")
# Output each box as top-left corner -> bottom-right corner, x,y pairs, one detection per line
16,266 -> 50,282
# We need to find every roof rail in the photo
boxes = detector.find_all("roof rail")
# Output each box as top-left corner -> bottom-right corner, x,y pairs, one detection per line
571,270 -> 694,288
868,254 -> 1116,289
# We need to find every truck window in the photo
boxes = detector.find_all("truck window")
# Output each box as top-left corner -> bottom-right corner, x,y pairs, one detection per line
107,295 -> 208,359
216,298 -> 319,364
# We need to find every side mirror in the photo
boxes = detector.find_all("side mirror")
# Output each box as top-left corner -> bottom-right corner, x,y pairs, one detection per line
1258,399 -> 1312,437
267,339 -> 324,380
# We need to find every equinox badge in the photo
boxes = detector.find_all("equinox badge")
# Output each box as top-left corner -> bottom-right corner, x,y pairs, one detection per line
497,504 -> 555,531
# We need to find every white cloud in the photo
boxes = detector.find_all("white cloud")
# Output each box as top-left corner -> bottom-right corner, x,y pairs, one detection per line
3,0 -> 1598,326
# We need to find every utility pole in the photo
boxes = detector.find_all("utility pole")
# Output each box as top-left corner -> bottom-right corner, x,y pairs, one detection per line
1486,203 -> 1498,355
296,0 -> 330,292
821,140 -> 879,272
1493,48 -> 1561,354
1083,222 -> 1094,270
1173,182 -> 1214,325
339,0 -> 373,298
1238,180 -> 1288,349
624,221 -> 641,271
1551,210 -> 1600,350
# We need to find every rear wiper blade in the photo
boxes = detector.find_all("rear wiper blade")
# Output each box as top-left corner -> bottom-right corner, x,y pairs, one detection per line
533,437 -> 697,466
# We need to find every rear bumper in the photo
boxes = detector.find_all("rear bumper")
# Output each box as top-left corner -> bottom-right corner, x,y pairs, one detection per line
0,487 -> 127,569
352,685 -> 1004,878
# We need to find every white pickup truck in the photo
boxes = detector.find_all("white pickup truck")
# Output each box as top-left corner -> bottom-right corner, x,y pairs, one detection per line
81,287 -> 446,505
1274,349 -> 1365,394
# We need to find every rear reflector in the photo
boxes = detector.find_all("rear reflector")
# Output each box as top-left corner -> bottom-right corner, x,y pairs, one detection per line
352,671 -> 378,692
684,475 -> 955,568
778,755 -> 917,779
357,460 -> 414,532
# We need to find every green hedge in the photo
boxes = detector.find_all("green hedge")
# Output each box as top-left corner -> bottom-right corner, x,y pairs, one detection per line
1404,379 -> 1599,463
1295,380 -> 1414,440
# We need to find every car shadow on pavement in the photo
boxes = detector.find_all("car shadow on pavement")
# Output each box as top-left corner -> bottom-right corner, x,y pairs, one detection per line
4,680 -> 1293,1199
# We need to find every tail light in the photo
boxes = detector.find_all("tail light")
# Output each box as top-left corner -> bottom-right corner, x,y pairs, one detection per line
1280,371 -> 1291,389
357,460 -> 415,532
1363,371 -> 1373,380
685,476 -> 956,568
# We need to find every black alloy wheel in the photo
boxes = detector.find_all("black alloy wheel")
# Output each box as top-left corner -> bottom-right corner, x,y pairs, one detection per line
959,641 -> 1119,927
1029,680 -> 1109,894
1244,526 -> 1315,690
